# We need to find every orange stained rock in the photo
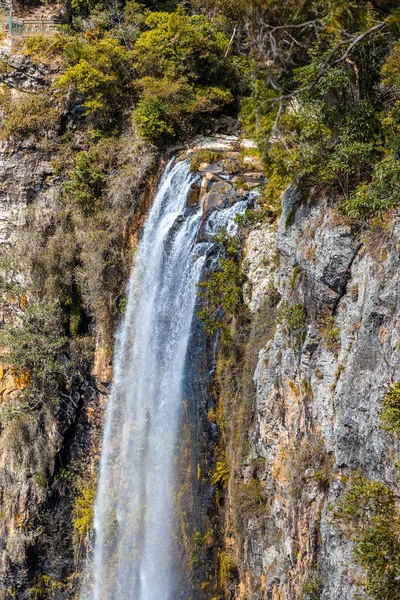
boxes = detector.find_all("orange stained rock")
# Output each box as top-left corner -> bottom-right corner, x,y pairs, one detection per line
13,371 -> 31,388
92,345 -> 112,384
270,438 -> 290,487
272,584 -> 285,600
0,364 -> 27,400
260,572 -> 266,590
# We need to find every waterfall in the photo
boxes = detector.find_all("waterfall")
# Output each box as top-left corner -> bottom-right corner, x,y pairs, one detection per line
88,157 -> 249,600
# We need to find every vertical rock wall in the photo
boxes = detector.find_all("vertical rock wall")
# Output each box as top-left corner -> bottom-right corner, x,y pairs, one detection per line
226,188 -> 400,599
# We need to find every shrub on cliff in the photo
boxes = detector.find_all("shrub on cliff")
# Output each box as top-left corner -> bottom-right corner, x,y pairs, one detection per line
301,573 -> 323,600
241,50 -> 386,204
133,79 -> 233,144
63,146 -> 108,212
0,87 -> 61,142
73,478 -> 97,547
344,159 -> 400,219
332,474 -> 400,600
277,300 -> 307,351
55,37 -> 134,125
239,0 -> 400,214
0,301 -> 68,412
198,231 -> 244,340
133,9 -> 230,84
380,382 -> 400,439
131,8 -> 236,144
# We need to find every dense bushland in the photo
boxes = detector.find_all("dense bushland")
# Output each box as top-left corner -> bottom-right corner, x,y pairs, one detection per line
11,0 -> 400,222
236,0 -> 400,217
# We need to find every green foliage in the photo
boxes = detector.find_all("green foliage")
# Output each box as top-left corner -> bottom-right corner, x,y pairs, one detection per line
34,472 -> 47,488
71,0 -> 103,19
246,66 -> 383,202
24,34 -> 68,64
285,207 -> 297,228
133,97 -> 174,145
287,435 -> 332,499
381,43 -> 400,90
131,9 -> 236,144
0,87 -> 61,142
65,293 -> 84,337
290,265 -> 301,291
301,573 -> 323,600
0,288 -> 92,420
27,574 -> 52,600
332,474 -> 400,600
190,149 -> 224,172
198,231 -> 243,338
277,300 -> 307,350
63,146 -> 108,211
319,315 -> 340,351
188,529 -> 206,567
239,0 -> 400,213
24,129 -> 156,348
213,230 -> 241,255
133,78 -> 233,144
380,382 -> 400,439
0,301 -> 68,410
234,208 -> 267,228
69,335 -> 95,371
72,479 -> 97,543
133,9 -> 231,84
218,550 -> 238,590
343,159 -> 400,220
56,37 -> 134,124
211,460 -> 230,486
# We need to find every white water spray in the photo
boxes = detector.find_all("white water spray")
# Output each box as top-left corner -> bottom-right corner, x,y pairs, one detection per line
87,158 -> 248,600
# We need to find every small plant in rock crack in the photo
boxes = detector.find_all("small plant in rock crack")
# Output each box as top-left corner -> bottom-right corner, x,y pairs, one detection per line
218,550 -> 239,591
190,150 -> 224,172
72,477 -> 97,549
234,208 -> 268,228
301,573 -> 323,600
286,434 -> 333,499
211,460 -> 230,487
277,300 -> 307,351
380,382 -> 400,439
290,265 -> 301,290
319,314 -> 340,352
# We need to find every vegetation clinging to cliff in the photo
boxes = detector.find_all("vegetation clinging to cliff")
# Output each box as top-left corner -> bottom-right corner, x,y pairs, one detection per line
332,474 -> 400,600
380,382 -> 400,438
2,0 -> 400,595
237,0 -> 400,217
11,0 -> 400,219
198,231 -> 244,340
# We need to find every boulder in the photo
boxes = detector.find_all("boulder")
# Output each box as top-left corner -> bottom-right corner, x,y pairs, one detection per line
202,192 -> 226,217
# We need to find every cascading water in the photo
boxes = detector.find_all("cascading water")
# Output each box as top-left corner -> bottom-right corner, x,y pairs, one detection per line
87,157 -> 249,600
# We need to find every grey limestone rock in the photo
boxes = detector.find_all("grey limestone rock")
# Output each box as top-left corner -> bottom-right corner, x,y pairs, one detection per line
236,187 -> 400,599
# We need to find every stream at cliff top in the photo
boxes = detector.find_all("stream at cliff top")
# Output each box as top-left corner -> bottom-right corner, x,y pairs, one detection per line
86,157 -> 249,600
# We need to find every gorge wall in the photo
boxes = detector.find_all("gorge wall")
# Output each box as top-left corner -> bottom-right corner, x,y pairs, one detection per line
216,191 -> 400,600
0,17 -> 399,600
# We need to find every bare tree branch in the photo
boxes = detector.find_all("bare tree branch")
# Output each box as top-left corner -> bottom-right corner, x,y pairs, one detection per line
256,21 -> 387,109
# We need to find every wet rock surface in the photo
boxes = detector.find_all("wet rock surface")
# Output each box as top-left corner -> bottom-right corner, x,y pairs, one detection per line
186,137 -> 265,220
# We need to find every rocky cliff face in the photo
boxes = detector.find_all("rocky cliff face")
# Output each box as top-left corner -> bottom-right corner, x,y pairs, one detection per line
0,39 -> 397,600
224,188 -> 400,599
0,42 -> 150,598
